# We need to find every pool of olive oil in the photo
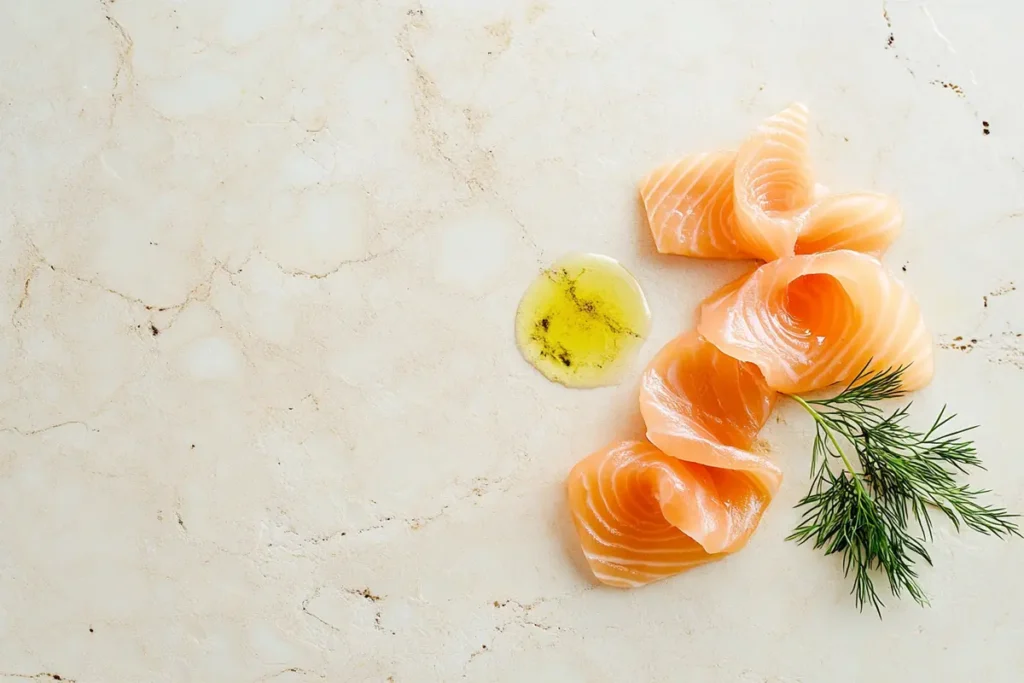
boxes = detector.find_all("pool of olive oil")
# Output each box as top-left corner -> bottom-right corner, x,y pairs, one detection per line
515,253 -> 651,388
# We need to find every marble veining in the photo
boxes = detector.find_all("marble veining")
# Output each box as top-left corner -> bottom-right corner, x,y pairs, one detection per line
1,1 -> 1023,681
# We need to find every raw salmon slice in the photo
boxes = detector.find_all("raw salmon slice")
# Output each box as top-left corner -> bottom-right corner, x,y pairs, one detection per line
698,249 -> 934,394
641,104 -> 900,262
640,332 -> 780,554
567,439 -> 720,588
639,152 -> 748,259
796,192 -> 903,256
732,103 -> 816,261
567,334 -> 782,588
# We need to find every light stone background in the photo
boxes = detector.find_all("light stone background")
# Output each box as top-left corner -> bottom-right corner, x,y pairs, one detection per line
1,1 -> 1023,681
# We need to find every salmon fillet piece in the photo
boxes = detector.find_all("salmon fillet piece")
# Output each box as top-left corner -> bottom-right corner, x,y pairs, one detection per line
641,104 -> 902,261
640,332 -> 781,552
639,151 -> 748,259
567,440 -> 721,588
796,192 -> 903,256
567,334 -> 781,587
732,103 -> 815,261
698,249 -> 934,394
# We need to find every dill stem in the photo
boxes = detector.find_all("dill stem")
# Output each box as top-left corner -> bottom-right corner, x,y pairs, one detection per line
791,395 -> 867,495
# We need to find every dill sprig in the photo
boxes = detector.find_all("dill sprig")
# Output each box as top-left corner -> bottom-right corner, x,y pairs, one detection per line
787,364 -> 1020,615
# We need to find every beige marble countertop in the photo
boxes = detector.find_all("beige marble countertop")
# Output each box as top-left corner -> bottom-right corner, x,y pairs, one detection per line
2,1 -> 1023,681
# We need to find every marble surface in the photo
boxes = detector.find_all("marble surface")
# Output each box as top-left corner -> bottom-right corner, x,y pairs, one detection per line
2,0 -> 1023,681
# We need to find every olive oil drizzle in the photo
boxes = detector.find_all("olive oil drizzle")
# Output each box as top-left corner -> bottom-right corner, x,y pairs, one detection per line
515,254 -> 650,388
528,267 -> 641,371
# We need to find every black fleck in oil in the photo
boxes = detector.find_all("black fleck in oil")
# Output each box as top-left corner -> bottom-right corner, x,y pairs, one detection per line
515,253 -> 651,388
